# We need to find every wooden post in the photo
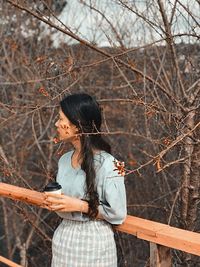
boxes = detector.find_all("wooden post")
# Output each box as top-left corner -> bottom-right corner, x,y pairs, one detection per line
150,243 -> 171,267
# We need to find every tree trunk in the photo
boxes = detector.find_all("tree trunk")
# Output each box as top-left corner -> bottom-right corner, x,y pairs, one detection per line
181,111 -> 195,228
181,110 -> 199,265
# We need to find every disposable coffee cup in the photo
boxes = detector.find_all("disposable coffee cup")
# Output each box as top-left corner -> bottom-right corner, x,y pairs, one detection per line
43,182 -> 62,194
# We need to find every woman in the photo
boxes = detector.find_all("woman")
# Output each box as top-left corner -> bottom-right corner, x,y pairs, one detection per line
44,93 -> 127,267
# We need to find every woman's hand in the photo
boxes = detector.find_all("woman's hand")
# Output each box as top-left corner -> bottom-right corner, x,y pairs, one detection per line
43,193 -> 88,213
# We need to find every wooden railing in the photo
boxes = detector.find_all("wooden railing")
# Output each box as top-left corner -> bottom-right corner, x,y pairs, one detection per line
0,256 -> 22,267
1,182 -> 200,266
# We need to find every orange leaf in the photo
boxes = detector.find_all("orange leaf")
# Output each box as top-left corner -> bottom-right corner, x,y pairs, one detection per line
113,159 -> 126,176
38,87 -> 49,97
128,59 -> 136,68
11,42 -> 18,51
163,138 -> 171,146
35,56 -> 46,63
65,56 -> 74,72
145,110 -> 156,118
53,137 -> 59,144
156,158 -> 162,171
128,159 -> 137,166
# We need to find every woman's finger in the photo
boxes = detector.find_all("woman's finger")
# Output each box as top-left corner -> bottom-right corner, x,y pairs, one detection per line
46,200 -> 66,207
45,196 -> 63,203
55,208 -> 67,212
44,192 -> 65,198
43,204 -> 53,211
49,204 -> 64,210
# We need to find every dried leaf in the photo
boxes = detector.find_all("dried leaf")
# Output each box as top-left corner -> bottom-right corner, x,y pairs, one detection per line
155,157 -> 162,171
35,56 -> 46,63
2,167 -> 11,177
113,159 -> 126,176
163,138 -> 171,146
53,137 -> 59,144
65,55 -> 74,72
38,87 -> 49,97
145,109 -> 156,118
11,42 -> 18,52
128,159 -> 137,166
128,59 -> 136,68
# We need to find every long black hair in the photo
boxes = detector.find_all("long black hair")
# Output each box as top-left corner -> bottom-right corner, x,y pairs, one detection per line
60,93 -> 111,218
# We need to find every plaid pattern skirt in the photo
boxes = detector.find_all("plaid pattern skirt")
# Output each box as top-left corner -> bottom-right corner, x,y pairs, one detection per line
51,219 -> 117,267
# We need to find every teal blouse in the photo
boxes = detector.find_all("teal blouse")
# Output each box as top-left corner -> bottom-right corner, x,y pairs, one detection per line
56,150 -> 127,224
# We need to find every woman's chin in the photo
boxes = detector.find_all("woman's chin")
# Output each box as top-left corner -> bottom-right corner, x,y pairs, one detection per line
60,135 -> 70,142
57,134 -> 75,143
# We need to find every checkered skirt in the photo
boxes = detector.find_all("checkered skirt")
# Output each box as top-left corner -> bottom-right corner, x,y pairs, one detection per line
51,219 -> 117,267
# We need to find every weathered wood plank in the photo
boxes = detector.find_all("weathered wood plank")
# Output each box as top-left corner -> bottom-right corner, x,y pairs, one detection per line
1,182 -> 200,256
0,182 -> 44,207
0,256 -> 22,267
116,216 -> 200,256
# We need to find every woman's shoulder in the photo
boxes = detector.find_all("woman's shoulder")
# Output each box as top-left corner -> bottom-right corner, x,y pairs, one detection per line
94,151 -> 116,169
58,150 -> 73,165
95,151 -> 125,178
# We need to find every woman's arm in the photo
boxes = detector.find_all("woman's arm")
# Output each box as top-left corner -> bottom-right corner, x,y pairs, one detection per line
44,193 -> 104,219
44,157 -> 126,223
44,193 -> 88,213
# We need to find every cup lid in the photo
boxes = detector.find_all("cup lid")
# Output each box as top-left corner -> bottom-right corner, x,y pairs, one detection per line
43,182 -> 62,192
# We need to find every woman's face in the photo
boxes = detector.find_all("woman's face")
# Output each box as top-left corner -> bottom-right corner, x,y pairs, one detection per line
55,109 -> 79,142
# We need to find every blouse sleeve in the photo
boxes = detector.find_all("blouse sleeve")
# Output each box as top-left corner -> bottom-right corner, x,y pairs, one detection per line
98,155 -> 127,225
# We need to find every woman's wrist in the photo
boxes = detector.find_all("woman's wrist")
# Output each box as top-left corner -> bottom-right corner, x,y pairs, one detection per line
79,200 -> 89,213
74,199 -> 89,213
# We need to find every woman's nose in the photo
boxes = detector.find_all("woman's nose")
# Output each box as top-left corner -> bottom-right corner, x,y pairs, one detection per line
55,120 -> 59,127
